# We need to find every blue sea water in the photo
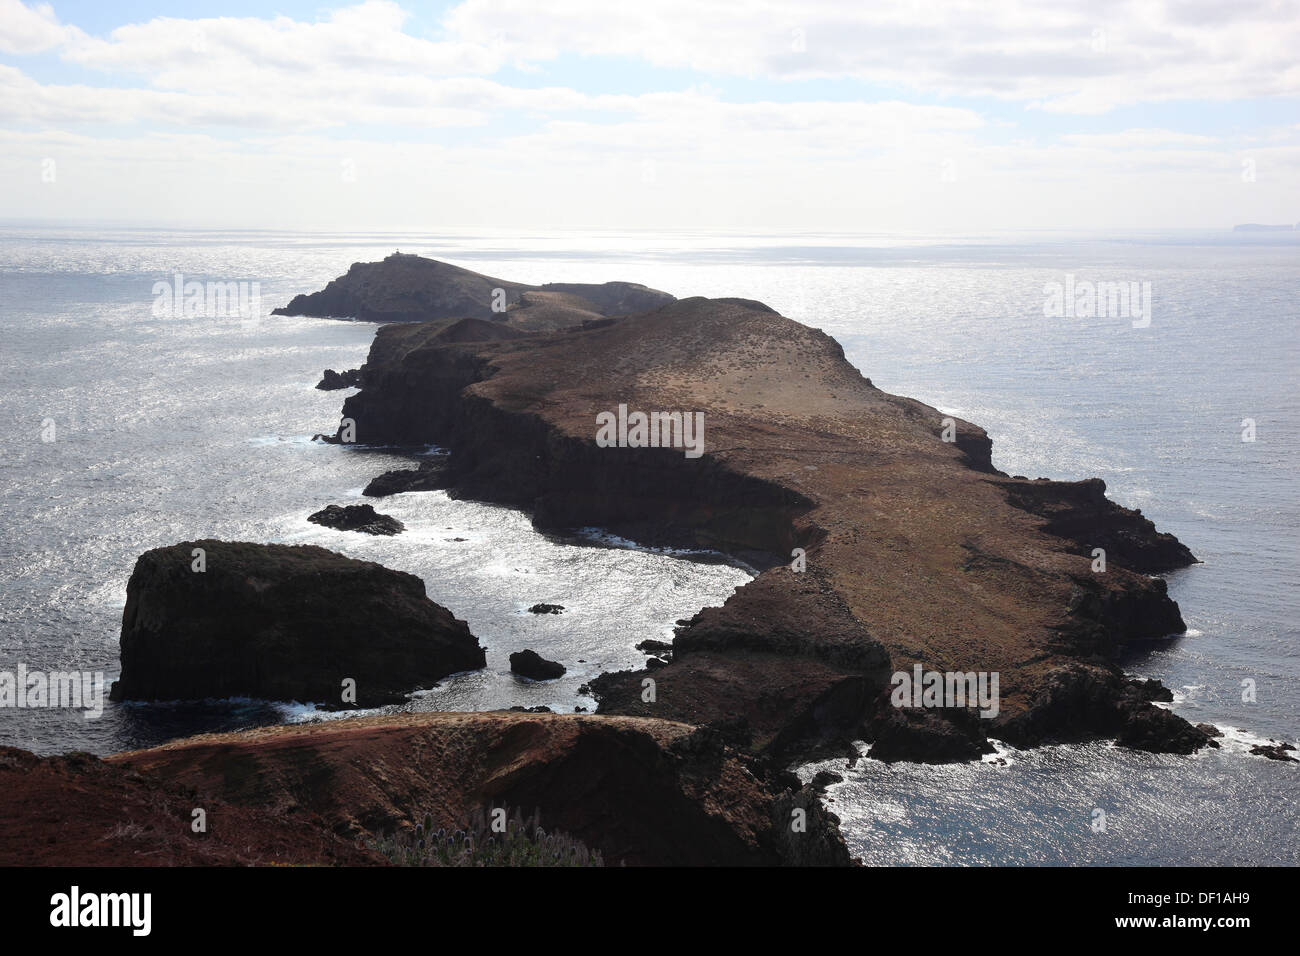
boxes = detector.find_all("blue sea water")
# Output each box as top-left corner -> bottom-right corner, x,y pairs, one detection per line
0,224 -> 1295,865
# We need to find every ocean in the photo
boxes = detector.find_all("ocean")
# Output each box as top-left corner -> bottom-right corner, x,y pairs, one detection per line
0,224 -> 1295,865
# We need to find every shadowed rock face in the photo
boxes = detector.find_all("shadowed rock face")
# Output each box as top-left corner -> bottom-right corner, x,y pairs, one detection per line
332,294 -> 1207,762
307,503 -> 404,536
111,711 -> 854,866
109,540 -> 485,708
273,253 -> 674,328
316,368 -> 362,390
510,648 -> 566,680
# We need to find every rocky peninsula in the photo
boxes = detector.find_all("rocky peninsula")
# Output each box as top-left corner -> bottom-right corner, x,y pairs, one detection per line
322,255 -> 1210,763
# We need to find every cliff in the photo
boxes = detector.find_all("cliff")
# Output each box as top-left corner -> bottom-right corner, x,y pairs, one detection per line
109,540 -> 485,708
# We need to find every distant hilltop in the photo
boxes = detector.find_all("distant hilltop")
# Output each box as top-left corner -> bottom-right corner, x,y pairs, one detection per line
1233,223 -> 1298,231
273,252 -> 675,331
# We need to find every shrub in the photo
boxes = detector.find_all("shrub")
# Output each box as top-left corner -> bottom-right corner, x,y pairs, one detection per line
370,806 -> 603,867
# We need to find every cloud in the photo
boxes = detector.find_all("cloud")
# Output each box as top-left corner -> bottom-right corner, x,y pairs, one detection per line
2,0 -> 1298,230
0,0 -> 81,53
445,0 -> 1300,112
1060,129 -> 1219,149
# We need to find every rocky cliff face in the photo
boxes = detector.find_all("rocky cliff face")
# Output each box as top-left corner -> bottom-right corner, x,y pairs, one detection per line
112,711 -> 853,866
273,253 -> 675,328
331,295 -> 1208,762
109,540 -> 485,707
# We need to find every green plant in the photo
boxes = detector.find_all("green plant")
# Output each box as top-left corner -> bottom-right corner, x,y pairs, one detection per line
370,806 -> 603,867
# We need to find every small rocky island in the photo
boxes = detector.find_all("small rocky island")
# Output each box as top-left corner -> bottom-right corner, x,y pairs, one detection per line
307,503 -> 404,535
109,540 -> 483,707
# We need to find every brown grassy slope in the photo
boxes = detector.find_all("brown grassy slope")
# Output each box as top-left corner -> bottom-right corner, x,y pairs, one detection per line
111,711 -> 849,866
0,746 -> 382,866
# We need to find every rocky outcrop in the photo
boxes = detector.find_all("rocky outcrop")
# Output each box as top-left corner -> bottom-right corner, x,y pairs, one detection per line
111,712 -> 854,866
274,253 -> 674,329
993,664 -> 1216,754
993,477 -> 1197,573
307,503 -> 404,535
316,368 -> 362,390
109,540 -> 485,707
866,705 -> 997,764
1250,742 -> 1297,762
363,457 -> 450,497
510,649 -> 566,680
329,293 -> 1203,763
592,569 -> 891,760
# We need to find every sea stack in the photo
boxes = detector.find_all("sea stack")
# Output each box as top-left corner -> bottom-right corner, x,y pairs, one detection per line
109,540 -> 485,707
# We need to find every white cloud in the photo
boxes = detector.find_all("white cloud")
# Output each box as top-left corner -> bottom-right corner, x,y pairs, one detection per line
1060,129 -> 1219,149
2,0 -> 1297,230
0,0 -> 81,53
446,0 -> 1300,112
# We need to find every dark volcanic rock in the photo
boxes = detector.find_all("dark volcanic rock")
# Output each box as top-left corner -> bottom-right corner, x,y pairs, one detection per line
810,770 -> 843,792
1054,576 -> 1188,657
591,568 -> 891,760
867,705 -> 997,764
527,603 -> 564,614
308,503 -> 404,536
1250,742 -> 1298,762
993,477 -> 1197,573
509,649 -> 566,680
1196,722 -> 1224,738
109,540 -> 485,708
1131,677 -> 1175,702
316,368 -> 362,390
363,458 -> 450,497
770,784 -> 856,866
994,663 -> 1214,755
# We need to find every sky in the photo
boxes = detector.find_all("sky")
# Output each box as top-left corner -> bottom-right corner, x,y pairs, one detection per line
0,0 -> 1297,233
